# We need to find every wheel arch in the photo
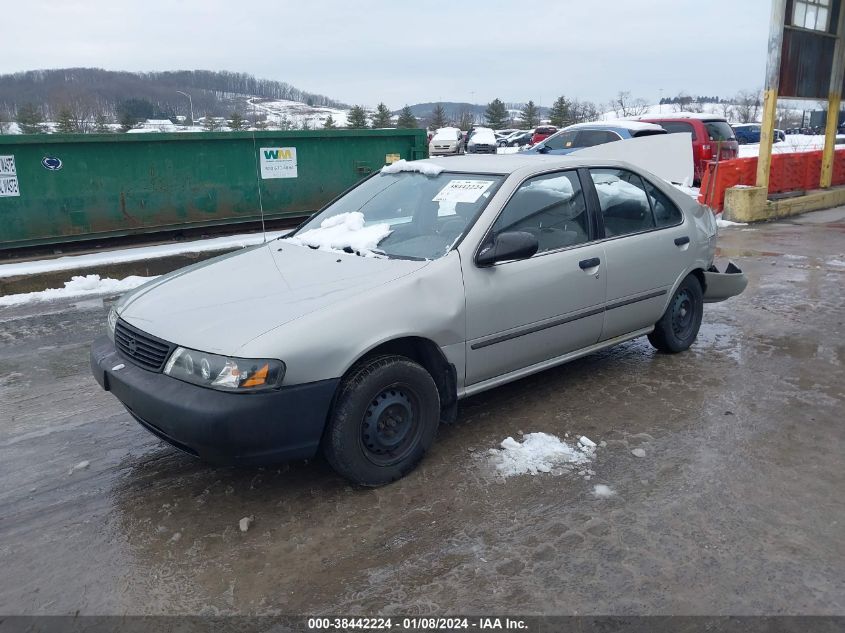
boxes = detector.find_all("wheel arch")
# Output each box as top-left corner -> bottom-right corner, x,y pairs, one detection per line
336,336 -> 459,425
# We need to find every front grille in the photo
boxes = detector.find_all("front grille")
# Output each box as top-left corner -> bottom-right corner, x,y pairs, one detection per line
114,319 -> 174,372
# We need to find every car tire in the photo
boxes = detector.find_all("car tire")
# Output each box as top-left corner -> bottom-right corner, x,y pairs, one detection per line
322,355 -> 440,486
647,275 -> 703,353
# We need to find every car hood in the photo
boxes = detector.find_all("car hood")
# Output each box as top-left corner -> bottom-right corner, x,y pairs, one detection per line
118,240 -> 429,355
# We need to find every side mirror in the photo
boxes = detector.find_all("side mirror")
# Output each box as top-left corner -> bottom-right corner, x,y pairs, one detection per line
536,145 -> 550,154
476,231 -> 539,267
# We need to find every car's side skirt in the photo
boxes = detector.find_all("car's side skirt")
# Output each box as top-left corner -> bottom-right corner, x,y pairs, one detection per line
458,327 -> 654,399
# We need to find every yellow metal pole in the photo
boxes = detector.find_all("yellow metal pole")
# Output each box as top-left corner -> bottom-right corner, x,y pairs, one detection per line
820,6 -> 845,188
755,0 -> 787,190
756,89 -> 779,189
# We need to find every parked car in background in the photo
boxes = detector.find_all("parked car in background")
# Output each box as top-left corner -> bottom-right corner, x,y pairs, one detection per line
92,154 -> 746,486
530,125 -> 558,145
495,128 -> 518,141
466,127 -> 498,153
521,121 -> 667,155
429,127 -> 465,156
640,113 -> 739,184
734,124 -> 786,144
499,130 -> 534,147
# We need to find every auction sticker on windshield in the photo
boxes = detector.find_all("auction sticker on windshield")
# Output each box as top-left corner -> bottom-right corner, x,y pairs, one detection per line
433,179 -> 493,203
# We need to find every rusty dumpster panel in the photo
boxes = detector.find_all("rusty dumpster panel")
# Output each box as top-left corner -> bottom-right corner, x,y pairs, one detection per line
0,129 -> 428,249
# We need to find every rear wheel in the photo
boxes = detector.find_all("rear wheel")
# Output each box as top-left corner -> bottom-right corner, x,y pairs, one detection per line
322,355 -> 440,486
648,275 -> 703,353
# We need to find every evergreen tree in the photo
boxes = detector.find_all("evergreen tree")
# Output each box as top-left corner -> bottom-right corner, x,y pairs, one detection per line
93,113 -> 110,133
56,107 -> 78,134
347,105 -> 369,128
519,100 -> 540,129
119,112 -> 135,132
370,103 -> 393,128
396,105 -> 418,128
228,112 -> 245,130
429,103 -> 448,130
548,96 -> 571,128
16,103 -> 46,134
484,99 -> 509,129
323,114 -> 336,129
253,118 -> 268,130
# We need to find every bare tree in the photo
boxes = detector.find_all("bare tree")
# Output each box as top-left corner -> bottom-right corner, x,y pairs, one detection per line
734,90 -> 762,124
718,101 -> 734,121
570,99 -> 601,124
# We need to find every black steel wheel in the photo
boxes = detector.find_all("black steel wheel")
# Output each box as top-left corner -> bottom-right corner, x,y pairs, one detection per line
322,355 -> 440,486
648,275 -> 703,353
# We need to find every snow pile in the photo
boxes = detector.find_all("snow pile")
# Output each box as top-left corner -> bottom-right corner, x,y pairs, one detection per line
593,484 -> 616,498
716,215 -> 747,228
288,212 -> 391,257
0,230 -> 287,279
0,274 -> 155,308
381,159 -> 444,176
487,432 -> 596,477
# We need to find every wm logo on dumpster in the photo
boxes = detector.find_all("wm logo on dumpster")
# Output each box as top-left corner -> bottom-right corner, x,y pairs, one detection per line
263,149 -> 293,160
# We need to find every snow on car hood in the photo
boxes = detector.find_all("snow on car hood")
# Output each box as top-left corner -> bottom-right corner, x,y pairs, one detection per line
117,240 -> 428,355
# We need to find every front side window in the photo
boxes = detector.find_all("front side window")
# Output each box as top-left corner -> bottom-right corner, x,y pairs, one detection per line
590,168 -> 655,237
491,171 -> 590,254
289,171 -> 504,260
793,0 -> 830,31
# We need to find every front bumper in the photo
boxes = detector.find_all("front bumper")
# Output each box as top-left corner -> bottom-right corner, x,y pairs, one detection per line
703,262 -> 748,303
90,335 -> 339,465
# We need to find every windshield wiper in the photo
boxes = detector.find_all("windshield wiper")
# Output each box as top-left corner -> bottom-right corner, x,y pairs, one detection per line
370,249 -> 428,261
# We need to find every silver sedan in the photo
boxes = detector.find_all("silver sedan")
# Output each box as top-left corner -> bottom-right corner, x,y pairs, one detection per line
91,155 -> 746,486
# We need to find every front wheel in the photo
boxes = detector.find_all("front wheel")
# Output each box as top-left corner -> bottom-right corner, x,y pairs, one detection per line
322,355 -> 440,486
648,275 -> 703,353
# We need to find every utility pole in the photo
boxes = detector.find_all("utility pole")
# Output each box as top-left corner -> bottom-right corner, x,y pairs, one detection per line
176,91 -> 193,126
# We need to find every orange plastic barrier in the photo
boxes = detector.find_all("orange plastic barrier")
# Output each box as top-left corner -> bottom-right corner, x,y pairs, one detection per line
697,148 -> 845,211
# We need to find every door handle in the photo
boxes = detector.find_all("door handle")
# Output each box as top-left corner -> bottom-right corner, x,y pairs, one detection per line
674,236 -> 690,246
579,257 -> 601,270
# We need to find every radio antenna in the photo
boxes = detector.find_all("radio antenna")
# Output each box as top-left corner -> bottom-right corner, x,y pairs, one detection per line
251,129 -> 268,243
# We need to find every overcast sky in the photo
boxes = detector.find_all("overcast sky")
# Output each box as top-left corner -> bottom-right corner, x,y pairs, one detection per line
5,0 -> 772,108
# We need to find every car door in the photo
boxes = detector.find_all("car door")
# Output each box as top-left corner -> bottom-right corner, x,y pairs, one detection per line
463,169 -> 606,386
586,168 -> 691,341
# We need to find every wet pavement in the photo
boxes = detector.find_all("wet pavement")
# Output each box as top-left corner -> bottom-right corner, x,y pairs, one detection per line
1,209 -> 843,616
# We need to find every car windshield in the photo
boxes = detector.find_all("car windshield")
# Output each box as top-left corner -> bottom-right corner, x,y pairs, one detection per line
704,121 -> 736,141
286,170 -> 504,260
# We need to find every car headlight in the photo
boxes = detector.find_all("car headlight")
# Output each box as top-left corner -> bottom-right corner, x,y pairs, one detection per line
163,346 -> 285,392
107,307 -> 118,341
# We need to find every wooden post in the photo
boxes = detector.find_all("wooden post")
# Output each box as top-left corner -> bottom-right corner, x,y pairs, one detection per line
756,0 -> 788,190
820,4 -> 845,188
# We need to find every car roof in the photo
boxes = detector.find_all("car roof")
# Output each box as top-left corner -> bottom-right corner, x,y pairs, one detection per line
640,112 -> 728,122
564,120 -> 665,132
417,154 -> 642,176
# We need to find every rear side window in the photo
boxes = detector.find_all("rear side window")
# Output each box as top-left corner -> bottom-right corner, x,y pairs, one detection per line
575,129 -> 621,147
493,171 -> 590,253
704,121 -> 735,141
589,169 -> 655,237
643,180 -> 683,227
657,120 -> 697,140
